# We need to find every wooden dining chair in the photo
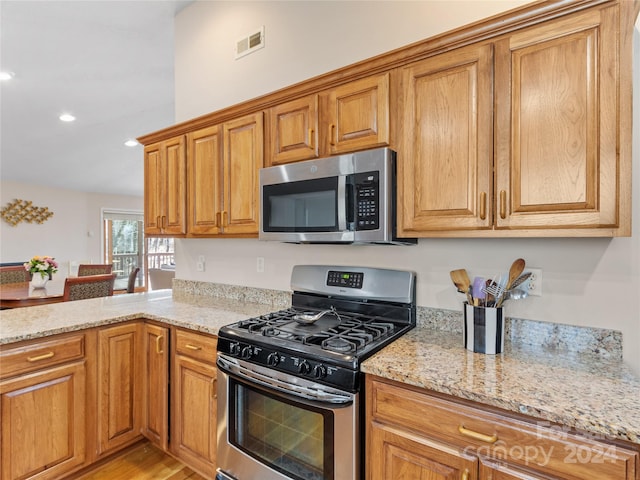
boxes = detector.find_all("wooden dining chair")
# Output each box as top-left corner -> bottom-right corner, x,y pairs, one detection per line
63,274 -> 116,301
77,264 -> 113,276
0,265 -> 31,284
126,267 -> 140,293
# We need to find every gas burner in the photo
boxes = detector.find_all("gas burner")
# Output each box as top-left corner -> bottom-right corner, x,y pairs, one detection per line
323,336 -> 357,353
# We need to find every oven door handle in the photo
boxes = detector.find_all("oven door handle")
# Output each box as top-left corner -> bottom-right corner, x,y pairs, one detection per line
217,355 -> 354,405
215,468 -> 237,480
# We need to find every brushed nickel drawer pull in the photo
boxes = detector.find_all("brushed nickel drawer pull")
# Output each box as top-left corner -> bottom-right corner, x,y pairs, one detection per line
458,425 -> 498,443
309,129 -> 314,149
27,351 -> 55,362
462,469 -> 470,480
185,344 -> 202,351
480,191 -> 487,220
211,378 -> 217,399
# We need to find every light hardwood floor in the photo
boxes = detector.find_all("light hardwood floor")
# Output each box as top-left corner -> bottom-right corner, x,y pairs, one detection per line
77,443 -> 208,480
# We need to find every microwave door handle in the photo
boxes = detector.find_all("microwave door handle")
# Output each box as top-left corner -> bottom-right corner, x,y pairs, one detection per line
337,175 -> 347,231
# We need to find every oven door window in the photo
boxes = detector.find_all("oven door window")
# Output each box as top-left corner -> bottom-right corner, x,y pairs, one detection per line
263,177 -> 339,232
229,377 -> 334,480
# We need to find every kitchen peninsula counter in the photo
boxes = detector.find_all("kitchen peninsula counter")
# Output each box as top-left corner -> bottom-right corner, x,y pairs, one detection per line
1,289 -> 638,448
0,289 -> 278,345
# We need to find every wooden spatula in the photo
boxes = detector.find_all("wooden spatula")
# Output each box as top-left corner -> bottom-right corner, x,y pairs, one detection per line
506,258 -> 526,290
450,269 -> 472,304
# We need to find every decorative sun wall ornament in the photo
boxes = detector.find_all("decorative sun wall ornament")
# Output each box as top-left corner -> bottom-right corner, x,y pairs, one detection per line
0,199 -> 54,226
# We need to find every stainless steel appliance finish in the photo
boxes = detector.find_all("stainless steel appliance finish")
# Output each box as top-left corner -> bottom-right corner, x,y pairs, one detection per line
259,147 -> 417,245
216,265 -> 416,480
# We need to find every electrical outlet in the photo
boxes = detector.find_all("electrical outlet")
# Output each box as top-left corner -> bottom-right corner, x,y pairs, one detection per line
197,255 -> 205,272
525,268 -> 542,296
257,257 -> 264,273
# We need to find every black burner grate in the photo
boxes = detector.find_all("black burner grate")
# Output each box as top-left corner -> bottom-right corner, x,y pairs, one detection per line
232,308 -> 396,353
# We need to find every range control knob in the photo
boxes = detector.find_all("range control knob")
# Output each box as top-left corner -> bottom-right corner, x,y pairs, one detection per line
229,342 -> 241,356
298,360 -> 311,375
312,364 -> 327,379
241,346 -> 252,360
267,353 -> 280,367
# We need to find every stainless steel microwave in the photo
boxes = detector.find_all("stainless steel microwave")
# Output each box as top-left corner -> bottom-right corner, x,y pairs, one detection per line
259,147 -> 417,245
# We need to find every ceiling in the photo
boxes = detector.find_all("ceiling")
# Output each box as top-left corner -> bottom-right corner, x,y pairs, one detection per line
0,0 -> 192,197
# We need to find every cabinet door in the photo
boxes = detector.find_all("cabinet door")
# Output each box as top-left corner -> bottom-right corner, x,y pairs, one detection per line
97,323 -> 142,455
144,137 -> 186,236
188,125 -> 224,235
144,143 -> 164,235
479,458 -> 546,480
163,136 -> 187,235
222,112 -> 264,235
495,6 -> 618,230
0,362 -> 86,480
325,73 -> 390,155
398,43 -> 494,234
172,354 -> 217,476
268,95 -> 319,165
141,323 -> 169,450
368,422 -> 478,480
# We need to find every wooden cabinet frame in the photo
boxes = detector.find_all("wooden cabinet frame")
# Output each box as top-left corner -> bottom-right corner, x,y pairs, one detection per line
139,0 -> 634,238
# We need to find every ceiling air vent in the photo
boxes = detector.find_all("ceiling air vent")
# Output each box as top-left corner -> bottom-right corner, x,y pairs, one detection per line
235,26 -> 265,60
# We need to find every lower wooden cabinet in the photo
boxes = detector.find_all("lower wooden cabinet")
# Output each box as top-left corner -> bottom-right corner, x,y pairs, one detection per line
366,375 -> 639,480
369,421 -> 478,480
0,333 -> 87,480
171,328 -> 218,477
96,323 -> 143,456
141,322 -> 169,450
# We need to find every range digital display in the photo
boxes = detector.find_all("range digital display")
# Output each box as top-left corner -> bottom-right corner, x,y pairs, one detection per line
326,271 -> 363,289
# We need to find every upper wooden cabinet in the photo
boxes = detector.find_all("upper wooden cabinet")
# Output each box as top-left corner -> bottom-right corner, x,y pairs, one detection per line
188,111 -> 263,236
144,136 -> 187,236
399,43 -> 494,232
140,0 -> 634,238
398,2 -> 631,237
268,95 -> 319,165
494,6 -> 620,232
324,73 -> 390,156
266,72 -> 390,166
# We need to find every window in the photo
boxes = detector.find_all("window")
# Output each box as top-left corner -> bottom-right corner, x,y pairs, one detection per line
102,210 -> 176,292
103,210 -> 145,291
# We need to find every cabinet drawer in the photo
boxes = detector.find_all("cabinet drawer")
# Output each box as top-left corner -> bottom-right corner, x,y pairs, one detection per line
0,333 -> 85,379
369,377 -> 638,480
175,329 -> 217,364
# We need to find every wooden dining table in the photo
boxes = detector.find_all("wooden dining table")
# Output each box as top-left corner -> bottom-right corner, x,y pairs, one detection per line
0,279 -> 65,308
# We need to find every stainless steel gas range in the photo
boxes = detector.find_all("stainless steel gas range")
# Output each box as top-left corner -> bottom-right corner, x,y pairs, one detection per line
215,265 -> 416,480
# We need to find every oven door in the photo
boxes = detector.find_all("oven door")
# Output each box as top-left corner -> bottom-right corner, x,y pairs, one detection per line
216,354 -> 358,480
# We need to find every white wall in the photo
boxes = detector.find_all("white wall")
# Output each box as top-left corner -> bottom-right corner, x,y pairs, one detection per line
173,1 -> 640,374
0,180 -> 143,272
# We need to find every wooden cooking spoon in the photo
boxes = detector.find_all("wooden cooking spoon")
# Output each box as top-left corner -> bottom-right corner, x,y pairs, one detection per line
506,258 -> 526,290
450,269 -> 472,303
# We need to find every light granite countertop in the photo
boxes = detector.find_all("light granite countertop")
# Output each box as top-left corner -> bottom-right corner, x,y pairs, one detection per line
0,289 -> 277,344
361,326 -> 640,446
1,286 -> 638,447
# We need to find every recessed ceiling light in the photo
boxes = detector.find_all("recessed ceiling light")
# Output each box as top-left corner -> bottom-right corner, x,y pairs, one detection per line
0,71 -> 15,81
59,113 -> 76,122
124,139 -> 139,147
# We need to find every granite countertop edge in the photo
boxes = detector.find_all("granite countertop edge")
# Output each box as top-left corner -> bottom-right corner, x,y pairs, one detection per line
1,291 -> 638,446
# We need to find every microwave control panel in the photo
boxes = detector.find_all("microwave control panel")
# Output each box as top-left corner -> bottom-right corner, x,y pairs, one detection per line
354,171 -> 379,230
